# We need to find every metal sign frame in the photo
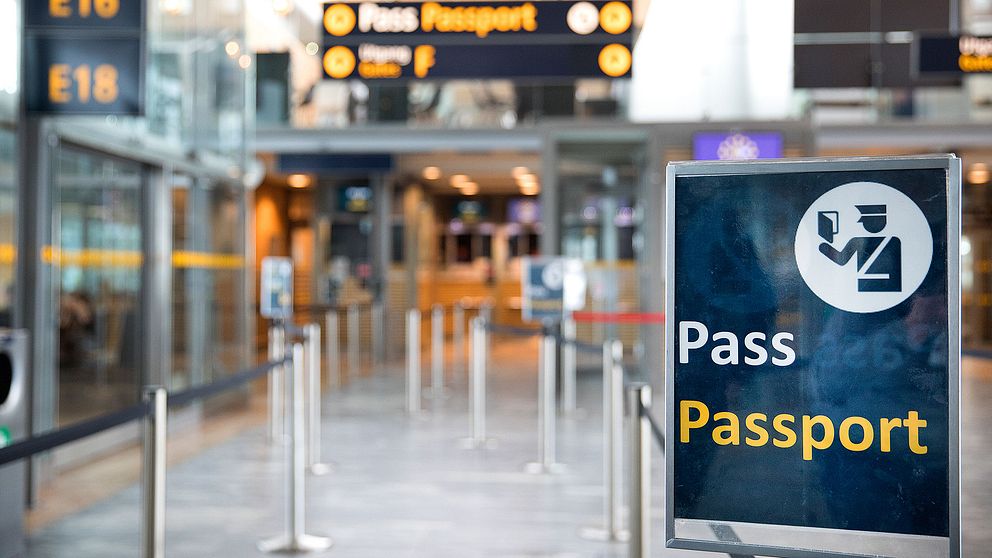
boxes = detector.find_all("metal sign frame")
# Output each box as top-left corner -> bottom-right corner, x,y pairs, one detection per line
664,155 -> 961,558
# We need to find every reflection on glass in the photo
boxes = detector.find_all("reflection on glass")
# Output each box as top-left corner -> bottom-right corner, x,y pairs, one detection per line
0,130 -> 14,327
54,149 -> 142,426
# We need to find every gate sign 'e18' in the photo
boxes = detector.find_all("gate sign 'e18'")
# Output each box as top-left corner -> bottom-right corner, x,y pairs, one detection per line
521,257 -> 585,323
260,257 -> 294,321
665,156 -> 961,558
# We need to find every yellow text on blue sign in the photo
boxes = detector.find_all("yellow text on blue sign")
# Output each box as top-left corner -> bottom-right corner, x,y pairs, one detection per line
679,400 -> 929,461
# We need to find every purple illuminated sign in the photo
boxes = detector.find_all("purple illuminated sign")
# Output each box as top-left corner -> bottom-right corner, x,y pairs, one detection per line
692,132 -> 784,161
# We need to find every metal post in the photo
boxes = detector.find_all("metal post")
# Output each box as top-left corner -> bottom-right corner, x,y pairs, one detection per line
348,304 -> 360,378
406,309 -> 421,414
628,383 -> 652,558
431,303 -> 444,399
527,328 -> 562,474
581,340 -> 627,541
463,316 -> 491,448
267,324 -> 284,441
259,343 -> 332,553
325,310 -> 340,390
372,301 -> 384,365
142,387 -> 167,558
561,316 -> 577,415
453,302 -> 465,377
304,324 -> 331,476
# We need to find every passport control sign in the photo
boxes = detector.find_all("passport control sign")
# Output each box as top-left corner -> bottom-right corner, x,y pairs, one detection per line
666,156 -> 961,558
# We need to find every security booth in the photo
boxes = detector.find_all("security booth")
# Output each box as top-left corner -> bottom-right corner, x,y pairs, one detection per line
666,156 -> 961,558
0,330 -> 28,558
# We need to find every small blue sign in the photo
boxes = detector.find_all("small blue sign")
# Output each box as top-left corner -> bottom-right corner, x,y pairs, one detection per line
692,131 -> 783,161
260,257 -> 294,321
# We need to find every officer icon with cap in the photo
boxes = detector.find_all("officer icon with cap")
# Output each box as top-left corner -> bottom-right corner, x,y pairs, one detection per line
818,204 -> 902,293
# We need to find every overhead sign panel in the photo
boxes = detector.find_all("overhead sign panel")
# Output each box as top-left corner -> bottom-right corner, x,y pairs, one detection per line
666,156 -> 960,557
24,0 -> 145,115
917,35 -> 992,75
321,0 -> 632,80
322,1 -> 632,43
26,0 -> 143,29
322,43 -> 631,80
25,36 -> 142,115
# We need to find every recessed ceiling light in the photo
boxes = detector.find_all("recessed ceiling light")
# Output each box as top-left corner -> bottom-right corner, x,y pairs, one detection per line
423,166 -> 442,180
451,174 -> 469,187
969,163 -> 989,185
462,182 -> 479,195
511,166 -> 530,179
287,174 -> 311,188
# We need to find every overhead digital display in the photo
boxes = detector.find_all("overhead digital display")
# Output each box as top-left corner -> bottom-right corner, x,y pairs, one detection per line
323,42 -> 631,80
917,35 -> 992,75
25,36 -> 142,115
321,0 -> 632,80
24,0 -> 144,115
323,0 -> 632,43
26,0 -> 143,29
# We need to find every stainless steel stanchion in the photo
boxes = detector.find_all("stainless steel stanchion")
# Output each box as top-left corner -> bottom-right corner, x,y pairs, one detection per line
259,343 -> 333,553
142,387 -> 167,558
453,302 -> 465,377
430,303 -> 445,400
561,316 -> 578,415
462,317 -> 494,449
581,340 -> 628,541
406,309 -> 422,414
526,327 -> 563,474
347,304 -> 360,378
304,324 -> 332,476
628,383 -> 652,558
267,324 -> 285,442
372,301 -> 384,365
325,310 -> 340,390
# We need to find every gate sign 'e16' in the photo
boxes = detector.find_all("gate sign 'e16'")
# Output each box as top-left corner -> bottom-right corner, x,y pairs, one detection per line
665,156 -> 961,558
260,257 -> 294,321
521,257 -> 585,323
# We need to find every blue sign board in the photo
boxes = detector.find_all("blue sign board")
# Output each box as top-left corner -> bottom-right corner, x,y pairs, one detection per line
260,257 -> 294,321
521,257 -> 585,323
666,156 -> 961,557
692,131 -> 783,161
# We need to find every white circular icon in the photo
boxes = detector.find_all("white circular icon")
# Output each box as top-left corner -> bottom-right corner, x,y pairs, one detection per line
541,260 -> 564,290
794,181 -> 933,313
567,2 -> 599,35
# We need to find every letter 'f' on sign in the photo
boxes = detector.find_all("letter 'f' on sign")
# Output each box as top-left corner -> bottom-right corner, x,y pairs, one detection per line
414,45 -> 435,78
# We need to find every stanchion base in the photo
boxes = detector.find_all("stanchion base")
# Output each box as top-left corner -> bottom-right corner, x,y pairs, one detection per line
459,437 -> 498,450
579,526 -> 630,542
258,533 -> 333,553
308,462 -> 335,476
524,462 -> 567,475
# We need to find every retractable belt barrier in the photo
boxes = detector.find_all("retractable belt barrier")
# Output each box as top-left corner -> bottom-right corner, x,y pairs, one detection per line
0,359 -> 287,468
628,384 -> 754,558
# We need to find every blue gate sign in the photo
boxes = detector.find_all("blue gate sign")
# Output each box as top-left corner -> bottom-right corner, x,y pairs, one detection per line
665,155 -> 961,558
260,257 -> 294,321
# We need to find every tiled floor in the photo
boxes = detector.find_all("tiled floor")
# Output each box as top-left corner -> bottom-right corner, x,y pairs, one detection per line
22,341 -> 992,557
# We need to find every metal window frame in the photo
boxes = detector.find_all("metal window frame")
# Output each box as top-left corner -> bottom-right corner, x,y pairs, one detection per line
664,154 -> 961,558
